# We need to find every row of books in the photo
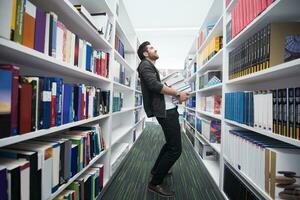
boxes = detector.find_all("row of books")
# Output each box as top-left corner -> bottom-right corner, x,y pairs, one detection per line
225,88 -> 300,140
0,65 -> 110,138
74,5 -> 113,42
199,95 -> 222,115
190,81 -> 196,92
198,70 -> 222,89
115,34 -> 125,58
223,128 -> 300,200
135,76 -> 141,91
197,23 -> 216,50
186,96 -> 196,109
112,92 -> 124,113
185,111 -> 195,127
186,62 -> 197,79
0,124 -> 106,200
135,93 -> 143,107
230,0 -> 274,39
228,22 -> 300,80
198,36 -> 223,66
54,163 -> 104,200
0,1 -> 110,78
113,59 -> 131,87
197,117 -> 221,144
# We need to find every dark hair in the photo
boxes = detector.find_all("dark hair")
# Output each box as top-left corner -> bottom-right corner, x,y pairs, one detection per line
137,41 -> 150,60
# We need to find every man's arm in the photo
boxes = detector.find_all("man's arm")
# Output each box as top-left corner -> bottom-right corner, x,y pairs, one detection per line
160,85 -> 190,102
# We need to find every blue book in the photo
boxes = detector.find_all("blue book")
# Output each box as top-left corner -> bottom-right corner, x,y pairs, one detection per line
0,69 -> 12,138
50,13 -> 57,57
63,83 -> 73,124
41,77 -> 51,129
86,90 -> 89,118
86,44 -> 92,72
50,78 -> 63,126
0,167 -> 8,200
74,85 -> 82,121
69,85 -> 74,123
71,144 -> 78,177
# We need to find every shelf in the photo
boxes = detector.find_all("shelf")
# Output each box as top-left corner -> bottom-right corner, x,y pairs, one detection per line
197,110 -> 222,120
224,119 -> 300,147
69,0 -> 114,17
186,72 -> 197,82
135,105 -> 143,109
187,55 -> 197,69
184,118 -> 196,132
114,50 -> 134,72
50,149 -> 107,200
115,19 -> 135,53
202,157 -> 220,187
197,15 -> 223,54
197,83 -> 222,93
111,143 -> 130,165
195,132 -> 221,154
31,0 -> 112,52
111,107 -> 135,116
135,90 -> 142,93
226,58 -> 300,85
113,82 -> 134,92
197,49 -> 223,75
0,114 -> 110,148
0,38 -> 111,84
189,90 -> 197,95
223,156 -> 272,200
186,107 -> 196,112
225,0 -> 237,13
226,0 -> 300,49
111,125 -> 133,146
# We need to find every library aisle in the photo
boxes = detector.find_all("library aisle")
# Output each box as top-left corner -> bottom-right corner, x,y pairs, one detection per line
100,122 -> 224,200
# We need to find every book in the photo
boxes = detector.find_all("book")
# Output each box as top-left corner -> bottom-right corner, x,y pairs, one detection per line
22,0 -> 36,48
0,0 -> 15,40
74,5 -> 100,33
0,166 -> 8,200
0,65 -> 19,137
91,12 -> 109,35
34,7 -> 46,53
19,80 -> 33,134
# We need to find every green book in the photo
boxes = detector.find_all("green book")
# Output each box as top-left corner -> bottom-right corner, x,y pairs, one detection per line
14,0 -> 25,43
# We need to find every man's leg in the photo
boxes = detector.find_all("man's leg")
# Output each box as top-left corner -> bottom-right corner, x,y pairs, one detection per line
148,108 -> 181,197
151,144 -> 167,175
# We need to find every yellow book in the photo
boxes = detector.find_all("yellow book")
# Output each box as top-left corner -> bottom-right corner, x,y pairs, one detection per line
11,0 -> 17,40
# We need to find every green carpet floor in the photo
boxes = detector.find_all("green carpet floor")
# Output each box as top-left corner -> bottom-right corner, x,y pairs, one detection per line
99,122 -> 224,200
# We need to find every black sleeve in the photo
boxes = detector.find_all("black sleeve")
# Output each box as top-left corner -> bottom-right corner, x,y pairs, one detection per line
139,63 -> 164,94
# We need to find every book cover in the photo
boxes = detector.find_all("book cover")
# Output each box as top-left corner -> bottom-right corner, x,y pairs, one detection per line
40,77 -> 51,129
0,0 -> 14,40
19,81 -> 32,134
49,12 -> 57,57
22,0 -> 36,48
34,7 -> 46,53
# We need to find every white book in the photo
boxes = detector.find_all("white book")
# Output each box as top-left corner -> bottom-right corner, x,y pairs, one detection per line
44,13 -> 50,55
56,22 -> 64,61
0,158 -> 30,200
0,0 -> 14,40
78,39 -> 84,69
70,32 -> 76,66
82,40 -> 87,70
9,142 -> 53,200
30,140 -> 60,193
75,5 -> 100,32
65,30 -> 71,64
267,91 -> 273,132
253,92 -> 259,128
91,13 -> 109,35
105,21 -> 113,41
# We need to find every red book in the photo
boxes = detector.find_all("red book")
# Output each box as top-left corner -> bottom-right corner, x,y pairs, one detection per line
104,53 -> 108,78
81,92 -> 85,120
0,65 -> 20,136
19,83 -> 32,134
261,0 -> 267,12
256,0 -> 262,17
267,0 -> 273,6
50,81 -> 56,127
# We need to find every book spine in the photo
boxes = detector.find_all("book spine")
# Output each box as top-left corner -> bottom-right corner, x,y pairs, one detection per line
19,82 -> 32,134
50,80 -> 57,127
34,8 -> 46,53
282,89 -> 288,137
11,66 -> 20,136
295,88 -> 300,140
273,90 -> 278,134
288,88 -> 295,138
14,0 -> 25,43
22,0 -> 36,48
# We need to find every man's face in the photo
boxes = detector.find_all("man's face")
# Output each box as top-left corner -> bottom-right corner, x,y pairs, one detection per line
145,45 -> 159,60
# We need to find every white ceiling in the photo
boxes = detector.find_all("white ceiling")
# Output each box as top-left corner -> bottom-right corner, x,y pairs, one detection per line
123,0 -> 213,69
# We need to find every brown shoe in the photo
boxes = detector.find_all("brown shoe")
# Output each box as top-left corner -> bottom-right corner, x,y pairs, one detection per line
148,183 -> 175,197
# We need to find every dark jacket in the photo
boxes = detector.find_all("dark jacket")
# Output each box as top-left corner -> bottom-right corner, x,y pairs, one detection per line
137,59 -> 166,118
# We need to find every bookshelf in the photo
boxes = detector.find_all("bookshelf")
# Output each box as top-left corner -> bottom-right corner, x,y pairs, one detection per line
183,0 -> 300,199
0,0 -> 145,199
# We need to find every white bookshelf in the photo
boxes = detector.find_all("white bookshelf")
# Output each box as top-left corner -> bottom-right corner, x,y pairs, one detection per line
0,0 -> 146,198
183,0 -> 300,199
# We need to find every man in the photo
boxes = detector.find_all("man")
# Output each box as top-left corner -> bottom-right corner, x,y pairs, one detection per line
137,41 -> 190,197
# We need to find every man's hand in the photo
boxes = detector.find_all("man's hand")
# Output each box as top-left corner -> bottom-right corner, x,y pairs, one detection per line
179,91 -> 190,103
